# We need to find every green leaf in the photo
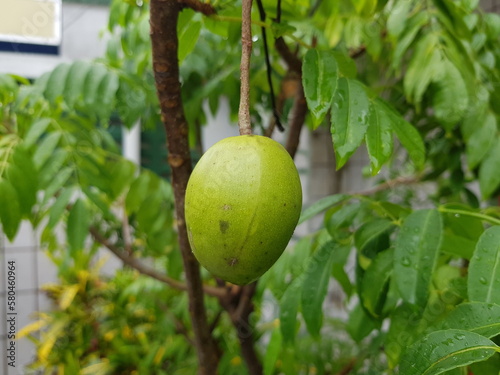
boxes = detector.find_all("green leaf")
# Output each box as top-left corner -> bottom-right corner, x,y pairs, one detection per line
441,203 -> 484,242
125,172 -> 152,214
331,78 -> 370,169
178,19 -> 201,62
399,329 -> 498,375
432,60 -> 468,131
354,218 -> 394,254
136,192 -> 167,235
468,226 -> 500,304
379,100 -> 425,168
326,202 -> 361,236
301,240 -> 336,337
44,63 -> 71,103
298,194 -> 349,224
263,325 -> 282,375
48,188 -> 73,229
24,118 -> 51,148
332,245 -> 353,297
466,111 -> 496,170
271,22 -> 296,38
404,33 -> 441,105
361,248 -> 394,318
331,51 -> 357,78
64,61 -> 93,107
0,179 -> 22,241
394,209 -> 443,306
42,167 -> 73,205
387,0 -> 412,38
365,100 -> 393,175
67,198 -> 90,253
392,12 -> 429,71
432,0 -> 470,39
439,232 -> 476,259
302,49 -> 338,128
433,302 -> 500,339
385,303 -> 423,367
479,138 -> 500,199
38,149 -> 69,189
280,278 -> 302,344
485,13 -> 500,40
351,0 -> 366,13
470,354 -> 500,375
83,187 -> 115,221
33,132 -> 62,169
460,86 -> 489,142
109,160 -> 136,200
203,16 -> 229,38
8,147 -> 37,217
462,0 -> 479,11
95,70 -> 119,120
0,74 -> 18,101
83,64 -> 108,109
346,302 -> 380,342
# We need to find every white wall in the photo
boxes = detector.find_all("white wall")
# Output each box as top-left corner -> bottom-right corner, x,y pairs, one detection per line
0,3 -> 110,78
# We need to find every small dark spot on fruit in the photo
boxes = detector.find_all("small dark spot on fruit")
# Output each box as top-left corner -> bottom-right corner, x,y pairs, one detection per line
228,257 -> 239,266
283,203 -> 287,206
260,241 -> 263,245
219,220 -> 230,233
264,251 -> 268,255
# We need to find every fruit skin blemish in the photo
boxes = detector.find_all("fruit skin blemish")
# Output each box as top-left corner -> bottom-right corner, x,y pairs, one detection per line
185,135 -> 302,285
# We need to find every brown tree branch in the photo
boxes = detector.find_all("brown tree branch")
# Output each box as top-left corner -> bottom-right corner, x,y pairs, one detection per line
218,282 -> 263,375
89,226 -> 227,298
265,71 -> 300,137
335,358 -> 356,375
150,1 -> 220,373
285,81 -> 307,159
238,0 -> 254,135
275,37 -> 302,73
177,0 -> 216,15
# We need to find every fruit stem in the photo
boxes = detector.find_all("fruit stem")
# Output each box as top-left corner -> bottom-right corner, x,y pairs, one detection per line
238,0 -> 253,136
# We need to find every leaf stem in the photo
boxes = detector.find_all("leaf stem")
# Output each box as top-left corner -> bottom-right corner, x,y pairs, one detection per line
437,207 -> 500,226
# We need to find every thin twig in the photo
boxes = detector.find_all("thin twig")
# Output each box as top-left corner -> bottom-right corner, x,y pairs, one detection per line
255,0 -> 283,132
276,0 -> 282,22
238,0 -> 254,135
90,226 -> 227,298
353,175 -> 421,196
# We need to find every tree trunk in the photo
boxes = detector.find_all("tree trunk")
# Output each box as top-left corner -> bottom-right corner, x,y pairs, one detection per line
150,1 -> 220,373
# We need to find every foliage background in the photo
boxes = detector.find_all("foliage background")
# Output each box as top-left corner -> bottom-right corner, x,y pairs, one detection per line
1,0 -> 500,374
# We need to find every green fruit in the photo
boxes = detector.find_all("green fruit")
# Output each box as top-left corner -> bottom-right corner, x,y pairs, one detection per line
185,135 -> 302,285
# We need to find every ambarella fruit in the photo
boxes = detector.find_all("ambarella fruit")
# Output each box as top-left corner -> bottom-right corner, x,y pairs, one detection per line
185,135 -> 302,285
